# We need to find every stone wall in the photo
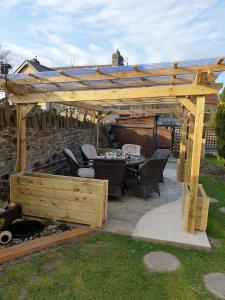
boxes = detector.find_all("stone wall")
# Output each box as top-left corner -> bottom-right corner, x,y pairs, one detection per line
0,103 -> 96,202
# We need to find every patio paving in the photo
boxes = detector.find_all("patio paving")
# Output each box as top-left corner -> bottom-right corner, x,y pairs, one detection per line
143,251 -> 181,273
101,159 -> 211,249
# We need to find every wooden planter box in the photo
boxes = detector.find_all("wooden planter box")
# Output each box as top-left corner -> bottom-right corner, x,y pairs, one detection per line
183,183 -> 209,231
10,173 -> 108,228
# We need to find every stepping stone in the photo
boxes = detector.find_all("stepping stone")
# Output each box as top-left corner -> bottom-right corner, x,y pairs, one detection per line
219,207 -> 225,213
204,273 -> 225,299
210,197 -> 218,203
143,251 -> 181,273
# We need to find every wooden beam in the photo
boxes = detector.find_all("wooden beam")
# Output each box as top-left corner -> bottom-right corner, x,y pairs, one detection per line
74,98 -> 179,107
57,101 -> 103,112
173,62 -> 178,79
179,97 -> 197,115
6,77 -> 201,94
107,108 -> 182,115
194,69 -> 202,84
8,83 -> 222,104
187,96 -> 205,233
216,56 -> 224,64
9,63 -> 225,86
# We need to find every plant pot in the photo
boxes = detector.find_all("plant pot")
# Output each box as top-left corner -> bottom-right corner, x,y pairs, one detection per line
0,204 -> 22,226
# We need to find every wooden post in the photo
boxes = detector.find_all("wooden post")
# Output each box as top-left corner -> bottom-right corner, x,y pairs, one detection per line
16,104 -> 35,173
177,108 -> 188,181
187,96 -> 205,233
94,112 -> 99,149
184,115 -> 194,184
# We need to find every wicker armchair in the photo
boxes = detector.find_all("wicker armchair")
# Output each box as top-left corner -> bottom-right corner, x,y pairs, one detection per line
122,144 -> 141,156
125,158 -> 167,200
94,159 -> 126,199
80,144 -> 97,163
63,148 -> 94,178
152,148 -> 171,184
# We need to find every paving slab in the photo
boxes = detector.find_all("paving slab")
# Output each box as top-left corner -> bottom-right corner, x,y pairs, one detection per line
219,207 -> 225,213
102,169 -> 182,235
133,199 -> 211,249
210,197 -> 218,203
144,251 -> 181,273
204,273 -> 225,299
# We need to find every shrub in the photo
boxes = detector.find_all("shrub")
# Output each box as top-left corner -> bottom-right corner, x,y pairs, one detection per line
215,102 -> 225,167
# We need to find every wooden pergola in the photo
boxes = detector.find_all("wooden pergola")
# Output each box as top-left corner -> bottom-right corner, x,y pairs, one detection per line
2,56 -> 225,233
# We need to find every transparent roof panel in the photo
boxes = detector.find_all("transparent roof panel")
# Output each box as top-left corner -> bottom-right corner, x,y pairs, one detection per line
5,57 -> 223,89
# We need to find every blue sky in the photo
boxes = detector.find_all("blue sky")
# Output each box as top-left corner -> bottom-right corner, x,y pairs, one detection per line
0,0 -> 224,85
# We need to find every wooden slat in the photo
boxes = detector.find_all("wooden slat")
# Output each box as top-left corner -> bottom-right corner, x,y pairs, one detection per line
0,227 -> 95,264
11,174 -> 102,194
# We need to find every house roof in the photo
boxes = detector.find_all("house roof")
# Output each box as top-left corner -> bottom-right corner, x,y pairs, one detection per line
14,58 -> 53,73
53,64 -> 111,71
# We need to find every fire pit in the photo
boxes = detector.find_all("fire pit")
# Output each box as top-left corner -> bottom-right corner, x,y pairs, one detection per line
5,219 -> 45,239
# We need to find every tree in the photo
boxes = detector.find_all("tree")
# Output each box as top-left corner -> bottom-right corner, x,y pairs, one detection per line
215,101 -> 225,167
0,44 -> 10,62
220,87 -> 225,102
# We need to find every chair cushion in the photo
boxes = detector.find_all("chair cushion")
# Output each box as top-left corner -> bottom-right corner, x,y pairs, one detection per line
122,144 -> 141,156
64,148 -> 79,164
78,168 -> 95,178
81,144 -> 97,160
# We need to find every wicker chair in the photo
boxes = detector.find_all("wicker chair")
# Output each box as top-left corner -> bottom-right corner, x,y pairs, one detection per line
122,144 -> 141,156
80,144 -> 97,163
63,148 -> 95,178
152,148 -> 171,184
125,158 -> 167,200
94,159 -> 126,199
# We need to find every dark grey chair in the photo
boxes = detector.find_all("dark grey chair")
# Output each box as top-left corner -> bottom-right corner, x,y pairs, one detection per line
125,158 -> 166,200
94,159 -> 126,200
152,148 -> 171,184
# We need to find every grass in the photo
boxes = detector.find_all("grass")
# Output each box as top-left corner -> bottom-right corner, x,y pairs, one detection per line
0,176 -> 224,300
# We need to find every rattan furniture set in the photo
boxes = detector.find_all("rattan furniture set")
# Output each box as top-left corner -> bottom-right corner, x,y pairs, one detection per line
64,144 -> 170,200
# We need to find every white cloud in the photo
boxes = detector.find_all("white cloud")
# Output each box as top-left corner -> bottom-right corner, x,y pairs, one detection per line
2,0 -> 225,73
1,0 -> 25,12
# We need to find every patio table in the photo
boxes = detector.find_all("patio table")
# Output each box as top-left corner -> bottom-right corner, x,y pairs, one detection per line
94,155 -> 145,167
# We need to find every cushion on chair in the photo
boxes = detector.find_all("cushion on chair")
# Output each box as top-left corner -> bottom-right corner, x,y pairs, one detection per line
78,168 -> 95,178
81,144 -> 97,160
122,144 -> 141,156
64,148 -> 79,164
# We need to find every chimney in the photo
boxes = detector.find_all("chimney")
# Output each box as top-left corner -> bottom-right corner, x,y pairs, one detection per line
112,49 -> 124,66
31,56 -> 40,64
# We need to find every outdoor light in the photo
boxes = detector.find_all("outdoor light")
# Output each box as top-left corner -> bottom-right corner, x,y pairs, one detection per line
0,61 -> 12,75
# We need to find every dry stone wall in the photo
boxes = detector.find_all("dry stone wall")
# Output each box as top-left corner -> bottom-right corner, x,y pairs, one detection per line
0,102 -> 96,202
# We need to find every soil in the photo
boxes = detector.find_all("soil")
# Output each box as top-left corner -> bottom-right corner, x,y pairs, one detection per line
201,160 -> 225,182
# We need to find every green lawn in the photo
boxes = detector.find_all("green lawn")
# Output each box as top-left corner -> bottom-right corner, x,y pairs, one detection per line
0,175 -> 224,300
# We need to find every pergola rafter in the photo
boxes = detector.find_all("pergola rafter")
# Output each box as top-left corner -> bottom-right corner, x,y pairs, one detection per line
4,56 -> 225,234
